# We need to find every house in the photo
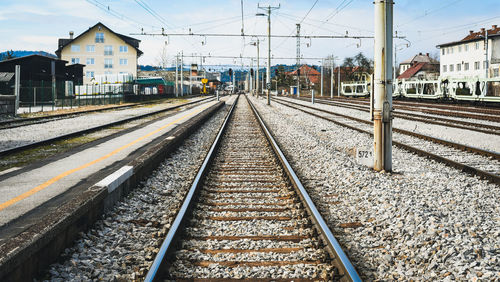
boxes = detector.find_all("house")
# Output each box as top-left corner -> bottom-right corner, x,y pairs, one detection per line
398,53 -> 439,75
397,53 -> 440,80
286,65 -> 321,85
56,22 -> 143,84
437,25 -> 500,79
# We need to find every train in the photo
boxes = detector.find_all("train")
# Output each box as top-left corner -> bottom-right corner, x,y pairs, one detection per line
340,75 -> 500,103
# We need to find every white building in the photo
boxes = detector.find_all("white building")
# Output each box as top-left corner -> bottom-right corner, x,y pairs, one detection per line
437,25 -> 500,79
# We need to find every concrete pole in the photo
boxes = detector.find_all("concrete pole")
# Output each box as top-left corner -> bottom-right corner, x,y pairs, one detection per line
297,68 -> 300,97
181,51 -> 184,96
175,54 -> 179,97
330,57 -> 334,99
256,39 -> 260,96
320,60 -> 323,96
338,63 -> 341,97
266,7 -> 271,105
232,70 -> 235,94
485,30 -> 489,95
311,89 -> 315,104
189,60 -> 193,95
373,0 -> 393,172
14,65 -> 20,116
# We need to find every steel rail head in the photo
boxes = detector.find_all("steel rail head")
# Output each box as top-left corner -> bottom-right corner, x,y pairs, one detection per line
144,95 -> 239,282
245,95 -> 362,282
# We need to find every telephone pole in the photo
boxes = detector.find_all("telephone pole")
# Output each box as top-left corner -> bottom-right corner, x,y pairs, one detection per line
180,51 -> 184,96
258,3 -> 280,105
373,0 -> 394,171
296,24 -> 301,97
175,53 -> 179,97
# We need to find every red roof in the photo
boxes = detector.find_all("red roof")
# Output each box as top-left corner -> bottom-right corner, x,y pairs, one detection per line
437,25 -> 500,47
286,65 -> 321,84
397,62 -> 425,79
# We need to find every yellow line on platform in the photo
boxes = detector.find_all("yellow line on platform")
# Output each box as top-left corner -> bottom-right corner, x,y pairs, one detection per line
0,103 -> 213,212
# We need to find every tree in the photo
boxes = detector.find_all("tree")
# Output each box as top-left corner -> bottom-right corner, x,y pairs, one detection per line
0,50 -> 15,62
342,52 -> 373,81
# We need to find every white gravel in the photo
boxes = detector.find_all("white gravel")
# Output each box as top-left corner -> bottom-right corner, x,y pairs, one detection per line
43,96 -> 233,281
280,97 -> 500,153
0,97 -> 209,151
251,94 -> 500,281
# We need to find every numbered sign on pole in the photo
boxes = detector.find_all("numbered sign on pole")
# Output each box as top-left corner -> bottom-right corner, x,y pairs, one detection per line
356,147 -> 373,168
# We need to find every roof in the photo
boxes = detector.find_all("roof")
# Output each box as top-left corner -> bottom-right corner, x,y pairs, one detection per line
135,77 -> 166,85
55,22 -> 143,57
0,54 -> 68,64
437,25 -> 500,48
397,62 -> 425,79
286,65 -> 320,76
0,72 -> 14,82
400,53 -> 438,65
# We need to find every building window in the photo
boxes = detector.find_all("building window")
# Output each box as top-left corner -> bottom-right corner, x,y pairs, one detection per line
446,48 -> 450,54
458,45 -> 462,52
464,63 -> 469,70
494,69 -> 499,77
119,58 -> 128,65
443,65 -> 447,72
71,45 -> 80,52
86,58 -> 95,65
450,47 -> 454,54
104,45 -> 113,56
475,42 -> 480,50
119,46 -> 128,53
449,64 -> 454,72
104,71 -> 112,75
457,64 -> 461,71
483,61 -> 487,69
442,48 -> 445,55
85,71 -> 95,78
95,32 -> 104,43
474,61 -> 480,70
465,44 -> 469,51
104,58 -> 113,69
86,45 -> 95,52
71,58 -> 80,64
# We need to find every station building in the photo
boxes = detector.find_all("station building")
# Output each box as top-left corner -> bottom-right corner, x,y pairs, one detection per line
56,22 -> 143,84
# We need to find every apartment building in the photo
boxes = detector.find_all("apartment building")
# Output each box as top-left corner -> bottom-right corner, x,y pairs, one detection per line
437,25 -> 500,79
56,22 -> 142,84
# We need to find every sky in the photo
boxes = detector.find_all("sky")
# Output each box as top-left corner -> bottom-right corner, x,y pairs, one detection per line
0,0 -> 499,68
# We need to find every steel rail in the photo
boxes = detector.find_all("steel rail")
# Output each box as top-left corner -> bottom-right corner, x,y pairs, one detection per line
276,98 -> 500,161
247,95 -> 361,282
0,96 -> 204,130
293,96 -> 500,135
0,97 -> 215,158
144,95 -> 239,282
272,98 -> 500,185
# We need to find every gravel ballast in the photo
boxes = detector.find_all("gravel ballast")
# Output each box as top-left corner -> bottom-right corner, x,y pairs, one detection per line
279,97 -> 500,153
251,95 -> 500,281
43,97 -> 233,281
0,97 -> 207,152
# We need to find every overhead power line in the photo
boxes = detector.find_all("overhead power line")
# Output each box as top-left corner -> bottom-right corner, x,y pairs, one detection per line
131,31 -> 382,39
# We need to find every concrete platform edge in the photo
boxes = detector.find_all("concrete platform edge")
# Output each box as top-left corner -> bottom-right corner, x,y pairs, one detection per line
0,101 -> 225,281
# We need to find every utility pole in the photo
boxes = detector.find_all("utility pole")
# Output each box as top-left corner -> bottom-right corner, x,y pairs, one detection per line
320,59 -> 323,96
296,24 -> 301,98
338,62 -> 341,97
251,38 -> 260,96
330,56 -> 334,98
258,3 -> 280,105
485,29 -> 489,95
175,54 -> 179,97
373,0 -> 393,172
189,58 -> 193,95
181,51 -> 184,96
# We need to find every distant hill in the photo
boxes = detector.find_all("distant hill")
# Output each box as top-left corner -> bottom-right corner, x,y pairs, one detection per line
0,50 -> 57,61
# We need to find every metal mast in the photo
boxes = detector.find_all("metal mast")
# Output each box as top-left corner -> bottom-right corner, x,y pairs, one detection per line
258,3 -> 280,105
373,0 -> 393,171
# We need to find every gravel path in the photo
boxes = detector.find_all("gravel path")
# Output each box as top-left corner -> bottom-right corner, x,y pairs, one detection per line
43,97 -> 234,281
0,97 -> 208,151
251,95 -> 500,281
280,97 -> 500,152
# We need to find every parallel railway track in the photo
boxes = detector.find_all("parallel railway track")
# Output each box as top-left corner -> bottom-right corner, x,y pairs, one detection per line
272,97 -> 500,184
293,96 -> 500,135
0,97 -> 214,158
145,95 -> 360,281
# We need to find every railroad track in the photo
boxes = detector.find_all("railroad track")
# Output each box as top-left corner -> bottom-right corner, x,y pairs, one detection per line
0,95 -> 203,130
0,97 -> 214,158
145,95 -> 360,281
292,96 -> 500,136
272,98 -> 500,184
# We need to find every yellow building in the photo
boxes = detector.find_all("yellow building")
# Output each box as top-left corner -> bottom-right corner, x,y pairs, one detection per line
56,22 -> 142,84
